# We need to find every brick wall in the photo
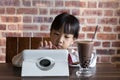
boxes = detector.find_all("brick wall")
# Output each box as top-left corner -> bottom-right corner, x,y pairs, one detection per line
0,0 -> 120,63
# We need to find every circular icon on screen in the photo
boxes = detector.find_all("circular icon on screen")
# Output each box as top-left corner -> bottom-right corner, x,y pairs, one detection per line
36,57 -> 55,71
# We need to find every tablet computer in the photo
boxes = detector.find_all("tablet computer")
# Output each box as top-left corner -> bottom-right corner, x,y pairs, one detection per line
21,49 -> 69,77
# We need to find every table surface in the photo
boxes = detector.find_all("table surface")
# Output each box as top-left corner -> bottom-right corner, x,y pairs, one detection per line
0,63 -> 120,80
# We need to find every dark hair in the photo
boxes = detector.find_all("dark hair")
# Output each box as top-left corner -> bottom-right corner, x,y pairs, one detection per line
50,13 -> 80,39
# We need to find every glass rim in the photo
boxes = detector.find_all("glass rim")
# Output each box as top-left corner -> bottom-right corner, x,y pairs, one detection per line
77,41 -> 94,44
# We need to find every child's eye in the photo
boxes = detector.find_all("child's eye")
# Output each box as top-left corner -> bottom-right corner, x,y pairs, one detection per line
54,33 -> 59,35
65,35 -> 70,38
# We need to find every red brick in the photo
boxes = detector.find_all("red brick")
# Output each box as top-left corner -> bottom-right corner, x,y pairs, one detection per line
98,18 -> 106,24
102,42 -> 110,47
0,39 -> 6,46
2,32 -> 21,37
0,0 -> 20,6
40,25 -> 49,31
23,16 -> 32,23
33,32 -> 50,37
2,48 -> 5,54
65,1 -> 86,7
17,8 -> 37,14
23,32 -> 32,37
103,26 -> 112,32
22,0 -> 31,6
6,8 -> 15,14
44,17 -> 53,23
33,0 -> 53,7
96,49 -> 115,55
50,9 -> 70,15
104,10 -> 113,16
97,33 -> 116,40
87,18 -> 96,24
99,2 -> 119,8
65,1 -> 73,7
0,24 -> 6,30
8,25 -> 18,30
83,10 -> 102,16
33,17 -> 53,23
82,26 -> 99,32
88,1 -> 97,8
80,1 -> 86,7
0,8 -> 5,14
101,56 -> 111,63
18,24 -> 23,30
0,47 -> 5,55
112,41 -> 120,47
114,26 -> 120,32
33,17 -> 44,23
55,1 -> 63,7
0,48 -> 2,54
1,16 -> 21,22
108,18 -> 117,25
39,8 -> 48,14
72,9 -> 80,15
94,41 -> 101,46
78,33 -> 85,39
87,33 -> 94,39
0,55 -> 5,62
98,18 -> 117,25
78,18 -> 85,24
23,25 -> 39,31
115,9 -> 120,16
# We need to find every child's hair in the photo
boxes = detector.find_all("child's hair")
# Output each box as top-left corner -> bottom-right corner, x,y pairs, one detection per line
50,12 -> 80,39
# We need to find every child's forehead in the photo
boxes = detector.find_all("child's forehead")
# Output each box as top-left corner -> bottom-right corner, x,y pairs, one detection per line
51,29 -> 74,35
51,29 -> 63,33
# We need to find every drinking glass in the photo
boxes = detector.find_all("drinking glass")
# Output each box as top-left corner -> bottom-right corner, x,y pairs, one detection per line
76,41 -> 94,77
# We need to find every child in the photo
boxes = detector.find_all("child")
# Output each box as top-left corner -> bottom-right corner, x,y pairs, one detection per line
12,13 -> 97,67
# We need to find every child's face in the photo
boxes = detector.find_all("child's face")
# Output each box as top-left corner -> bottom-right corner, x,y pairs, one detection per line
50,27 -> 74,49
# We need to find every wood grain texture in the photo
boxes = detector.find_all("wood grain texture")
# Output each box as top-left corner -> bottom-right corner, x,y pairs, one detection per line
0,63 -> 120,80
6,37 -> 50,63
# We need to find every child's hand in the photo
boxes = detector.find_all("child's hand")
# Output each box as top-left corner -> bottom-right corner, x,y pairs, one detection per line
38,40 -> 52,49
38,40 -> 62,49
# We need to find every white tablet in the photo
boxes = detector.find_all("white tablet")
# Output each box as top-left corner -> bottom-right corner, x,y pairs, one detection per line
21,49 -> 69,77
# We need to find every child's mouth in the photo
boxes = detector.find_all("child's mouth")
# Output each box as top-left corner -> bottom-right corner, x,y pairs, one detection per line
56,46 -> 62,49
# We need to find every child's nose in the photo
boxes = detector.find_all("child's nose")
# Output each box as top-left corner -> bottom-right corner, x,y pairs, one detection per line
58,35 -> 64,44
